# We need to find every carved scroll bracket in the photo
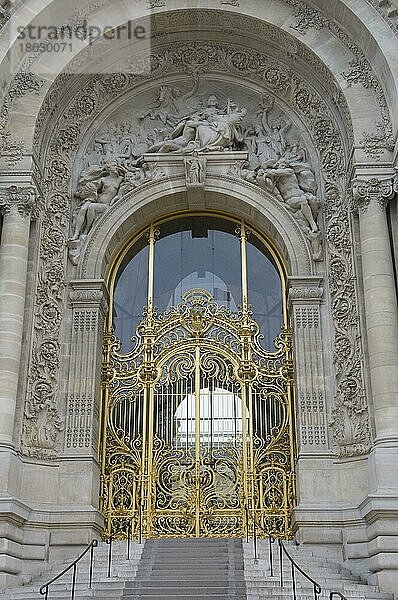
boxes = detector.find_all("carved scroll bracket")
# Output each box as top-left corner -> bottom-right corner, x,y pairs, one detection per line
288,276 -> 324,306
69,279 -> 109,315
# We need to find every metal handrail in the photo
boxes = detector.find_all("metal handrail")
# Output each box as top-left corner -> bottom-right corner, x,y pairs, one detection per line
278,540 -> 322,599
39,539 -> 98,599
273,540 -> 351,600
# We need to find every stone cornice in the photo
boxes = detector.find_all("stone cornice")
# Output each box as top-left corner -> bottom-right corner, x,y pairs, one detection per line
69,279 -> 109,316
0,185 -> 41,218
288,276 -> 324,304
352,176 -> 398,212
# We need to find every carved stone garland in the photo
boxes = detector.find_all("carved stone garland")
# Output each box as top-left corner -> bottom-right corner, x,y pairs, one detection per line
24,39 -> 370,458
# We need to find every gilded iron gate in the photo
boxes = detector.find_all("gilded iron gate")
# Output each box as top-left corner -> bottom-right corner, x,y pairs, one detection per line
100,223 -> 296,540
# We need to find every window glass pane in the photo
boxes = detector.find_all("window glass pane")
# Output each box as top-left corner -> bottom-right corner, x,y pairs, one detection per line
112,217 -> 284,354
247,236 -> 283,349
154,217 -> 242,312
113,236 -> 148,353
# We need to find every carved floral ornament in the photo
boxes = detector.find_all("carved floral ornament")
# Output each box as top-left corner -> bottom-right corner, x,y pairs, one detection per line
0,0 -> 397,35
0,185 -> 41,218
352,176 -> 398,212
2,0 -> 393,166
288,286 -> 324,302
21,37 -> 371,459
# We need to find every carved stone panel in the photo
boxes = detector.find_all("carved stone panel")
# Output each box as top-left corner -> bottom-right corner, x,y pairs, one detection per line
67,82 -> 322,263
289,278 -> 329,453
300,392 -> 327,447
64,280 -> 108,456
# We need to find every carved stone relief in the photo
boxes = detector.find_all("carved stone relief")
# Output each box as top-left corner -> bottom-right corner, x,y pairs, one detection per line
0,185 -> 41,217
185,152 -> 206,187
2,1 -> 393,171
25,38 -> 370,458
68,85 -> 322,263
0,72 -> 43,165
352,177 -> 397,212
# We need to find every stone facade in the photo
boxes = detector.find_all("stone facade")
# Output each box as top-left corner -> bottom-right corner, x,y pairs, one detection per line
0,0 -> 398,596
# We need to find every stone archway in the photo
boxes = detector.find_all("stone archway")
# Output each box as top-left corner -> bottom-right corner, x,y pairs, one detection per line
1,2 -> 398,592
16,21 -> 369,570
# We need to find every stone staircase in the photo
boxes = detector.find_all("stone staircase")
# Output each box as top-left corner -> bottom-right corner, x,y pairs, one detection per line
0,538 -> 395,599
243,540 -> 395,600
124,538 -> 246,599
0,540 -> 143,599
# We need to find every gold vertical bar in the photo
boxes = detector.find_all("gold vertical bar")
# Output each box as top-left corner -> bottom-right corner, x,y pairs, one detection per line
240,383 -> 249,534
146,384 -> 155,537
195,344 -> 201,537
147,224 -> 156,319
247,383 -> 256,524
141,224 -> 157,536
238,220 -> 256,530
240,220 -> 249,320
285,330 -> 296,537
140,386 -> 148,533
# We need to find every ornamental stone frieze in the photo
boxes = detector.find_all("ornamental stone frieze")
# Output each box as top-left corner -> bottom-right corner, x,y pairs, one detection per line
287,0 -> 393,158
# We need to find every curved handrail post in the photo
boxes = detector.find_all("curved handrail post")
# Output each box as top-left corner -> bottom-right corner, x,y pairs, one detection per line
127,520 -> 131,561
277,540 -> 350,600
71,563 -> 77,600
139,504 -> 143,544
107,536 -> 113,578
278,540 -> 321,597
89,541 -> 95,588
39,539 -> 98,598
253,516 -> 258,561
268,537 -> 274,577
245,504 -> 249,544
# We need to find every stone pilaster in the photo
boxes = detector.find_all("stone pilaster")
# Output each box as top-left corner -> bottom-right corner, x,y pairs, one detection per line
0,185 -> 39,449
65,280 -> 109,457
353,176 -> 398,446
288,277 -> 328,454
353,175 -> 398,594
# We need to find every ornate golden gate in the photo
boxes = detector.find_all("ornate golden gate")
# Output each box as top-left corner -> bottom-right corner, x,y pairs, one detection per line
100,222 -> 296,540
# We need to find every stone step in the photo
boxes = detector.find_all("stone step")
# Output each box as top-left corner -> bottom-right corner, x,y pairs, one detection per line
2,538 -> 395,600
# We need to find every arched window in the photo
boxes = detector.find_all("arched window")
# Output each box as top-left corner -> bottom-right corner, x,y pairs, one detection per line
111,214 -> 285,351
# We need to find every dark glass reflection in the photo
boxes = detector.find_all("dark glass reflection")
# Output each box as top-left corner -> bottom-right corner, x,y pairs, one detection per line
247,236 -> 283,349
113,236 -> 148,352
154,217 -> 241,312
112,216 -> 284,353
